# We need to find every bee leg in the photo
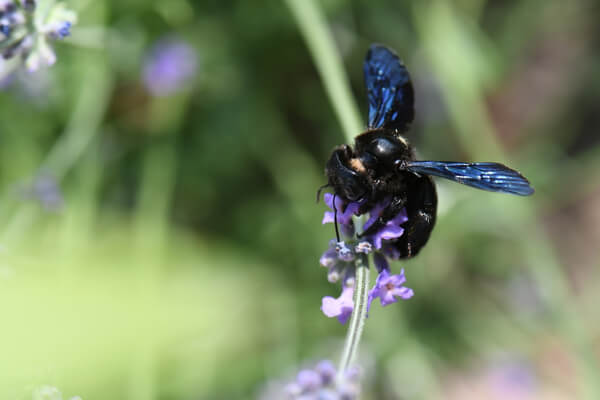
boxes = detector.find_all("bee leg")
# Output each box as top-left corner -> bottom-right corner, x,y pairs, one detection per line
392,176 -> 437,259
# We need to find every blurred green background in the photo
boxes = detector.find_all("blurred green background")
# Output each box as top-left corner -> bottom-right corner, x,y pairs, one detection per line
0,0 -> 599,398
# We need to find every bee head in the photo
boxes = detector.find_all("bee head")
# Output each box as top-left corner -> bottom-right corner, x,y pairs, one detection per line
326,145 -> 370,202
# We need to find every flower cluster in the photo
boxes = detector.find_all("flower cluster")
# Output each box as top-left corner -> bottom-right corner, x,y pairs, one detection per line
0,0 -> 76,73
260,360 -> 361,400
320,193 -> 413,323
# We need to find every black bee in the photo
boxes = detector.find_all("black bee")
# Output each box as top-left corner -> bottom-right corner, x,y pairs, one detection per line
322,44 -> 534,259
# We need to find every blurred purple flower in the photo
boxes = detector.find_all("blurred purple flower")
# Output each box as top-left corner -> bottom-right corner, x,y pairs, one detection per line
296,369 -> 321,392
487,360 -> 537,398
19,173 -> 63,211
367,269 -> 413,309
321,285 -> 354,324
143,37 -> 198,96
315,360 -> 336,385
261,360 -> 361,400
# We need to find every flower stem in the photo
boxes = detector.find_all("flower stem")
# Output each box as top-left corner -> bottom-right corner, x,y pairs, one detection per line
285,0 -> 371,383
283,0 -> 363,142
337,253 -> 370,379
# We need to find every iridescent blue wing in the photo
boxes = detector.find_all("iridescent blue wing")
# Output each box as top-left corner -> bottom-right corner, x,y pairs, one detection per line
364,44 -> 414,131
403,161 -> 534,196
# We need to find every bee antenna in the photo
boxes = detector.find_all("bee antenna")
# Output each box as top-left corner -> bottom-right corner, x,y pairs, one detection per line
316,183 -> 330,203
332,193 -> 341,243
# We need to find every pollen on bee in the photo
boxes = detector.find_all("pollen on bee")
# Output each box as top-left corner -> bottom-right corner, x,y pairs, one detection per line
350,158 -> 366,173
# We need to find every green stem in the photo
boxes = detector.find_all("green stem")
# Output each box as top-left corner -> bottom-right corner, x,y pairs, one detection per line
284,0 -> 363,142
284,0 -> 372,383
337,253 -> 370,378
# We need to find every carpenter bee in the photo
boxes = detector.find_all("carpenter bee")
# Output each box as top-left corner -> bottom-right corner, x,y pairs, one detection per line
322,44 -> 533,259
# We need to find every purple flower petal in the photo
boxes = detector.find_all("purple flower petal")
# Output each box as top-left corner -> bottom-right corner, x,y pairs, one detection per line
315,360 -> 336,385
342,202 -> 360,223
322,211 -> 335,225
369,207 -> 408,249
323,192 -> 334,208
368,269 -> 414,308
296,369 -> 322,391
321,286 -> 354,324
391,208 -> 408,225
362,198 -> 390,232
322,193 -> 360,226
367,293 -> 375,314
371,224 -> 405,249
392,275 -> 407,286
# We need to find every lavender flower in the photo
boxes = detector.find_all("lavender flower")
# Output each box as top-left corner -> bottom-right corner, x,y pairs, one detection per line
367,269 -> 414,309
259,360 -> 361,400
315,360 -> 337,385
0,1 -> 77,74
295,369 -> 322,392
142,37 -> 198,96
320,194 -> 414,323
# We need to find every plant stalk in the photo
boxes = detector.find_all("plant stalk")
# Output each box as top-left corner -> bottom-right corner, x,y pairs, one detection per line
337,253 -> 370,379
